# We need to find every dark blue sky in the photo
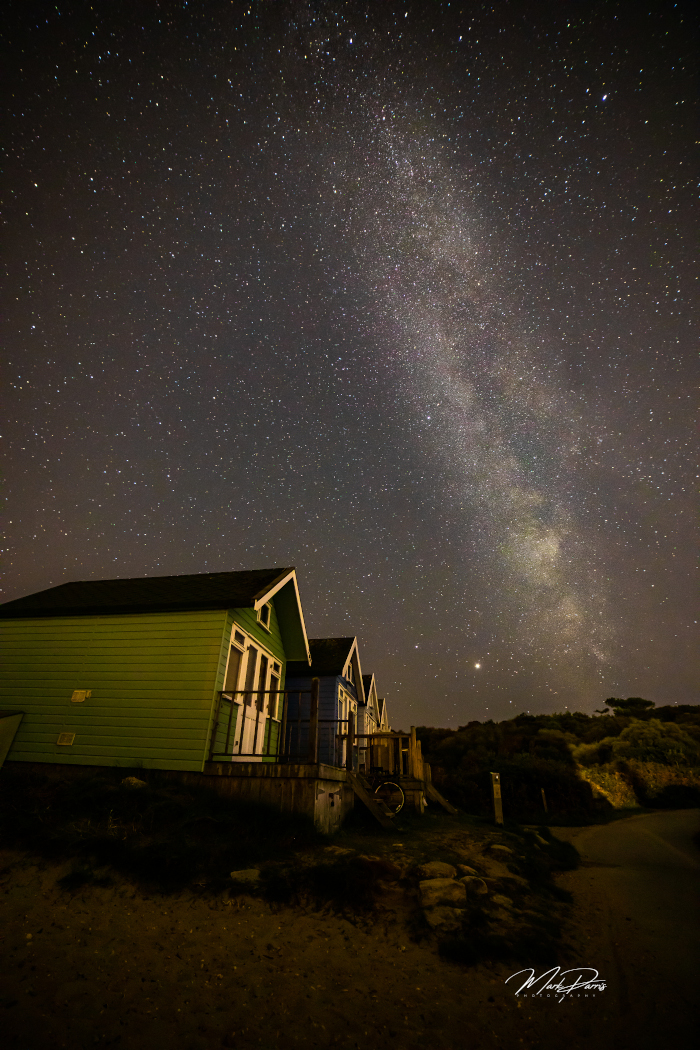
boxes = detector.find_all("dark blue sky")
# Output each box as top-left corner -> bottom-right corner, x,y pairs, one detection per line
3,1 -> 696,727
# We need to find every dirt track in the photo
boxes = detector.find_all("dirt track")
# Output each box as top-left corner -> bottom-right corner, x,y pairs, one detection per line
1,811 -> 698,1050
553,809 -> 700,1050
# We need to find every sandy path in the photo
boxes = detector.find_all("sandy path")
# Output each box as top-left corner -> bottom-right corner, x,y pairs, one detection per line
2,813 -> 697,1050
553,809 -> 700,1050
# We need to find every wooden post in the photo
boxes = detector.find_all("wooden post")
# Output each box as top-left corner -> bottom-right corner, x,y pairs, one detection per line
346,710 -> 355,771
207,693 -> 222,762
415,739 -> 424,781
409,726 -> 417,778
541,787 -> 548,813
223,694 -> 236,756
278,690 -> 288,761
392,735 -> 400,776
491,771 -> 504,825
308,678 -> 319,764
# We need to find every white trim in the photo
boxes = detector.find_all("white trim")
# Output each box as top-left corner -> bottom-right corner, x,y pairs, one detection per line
341,638 -> 366,704
256,601 -> 272,632
252,569 -> 311,663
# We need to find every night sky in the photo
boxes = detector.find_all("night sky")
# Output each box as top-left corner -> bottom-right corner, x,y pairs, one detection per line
3,1 -> 696,727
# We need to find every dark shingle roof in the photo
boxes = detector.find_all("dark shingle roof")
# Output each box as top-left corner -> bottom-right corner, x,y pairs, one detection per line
0,568 -> 294,619
286,637 -> 355,678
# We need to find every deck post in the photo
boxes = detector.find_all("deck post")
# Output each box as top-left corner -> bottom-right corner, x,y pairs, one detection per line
279,689 -> 288,761
308,677 -> 320,764
409,726 -> 417,778
346,710 -> 355,771
207,693 -> 222,762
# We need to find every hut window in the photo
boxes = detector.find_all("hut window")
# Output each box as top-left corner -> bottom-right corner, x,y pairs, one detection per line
224,646 -> 242,693
257,654 -> 269,712
270,673 -> 280,718
244,646 -> 258,705
259,603 -> 271,629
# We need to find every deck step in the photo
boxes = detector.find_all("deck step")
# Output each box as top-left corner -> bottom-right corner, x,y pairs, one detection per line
425,780 -> 458,814
347,773 -> 395,829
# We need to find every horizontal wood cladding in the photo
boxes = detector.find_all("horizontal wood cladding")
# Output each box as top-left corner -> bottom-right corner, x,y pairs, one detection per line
10,753 -> 206,772
230,605 -> 286,665
0,609 -> 229,771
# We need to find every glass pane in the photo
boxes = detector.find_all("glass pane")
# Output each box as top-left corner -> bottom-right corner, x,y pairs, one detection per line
270,674 -> 280,718
224,647 -> 241,692
244,646 -> 258,704
257,655 -> 268,712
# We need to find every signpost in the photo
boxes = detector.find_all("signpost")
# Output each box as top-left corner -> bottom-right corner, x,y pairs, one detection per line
491,771 -> 504,825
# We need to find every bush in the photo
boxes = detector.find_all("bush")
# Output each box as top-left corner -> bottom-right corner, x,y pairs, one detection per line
573,719 -> 700,769
0,764 -> 324,892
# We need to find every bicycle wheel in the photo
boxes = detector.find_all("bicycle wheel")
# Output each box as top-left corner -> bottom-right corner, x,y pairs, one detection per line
374,780 -> 405,815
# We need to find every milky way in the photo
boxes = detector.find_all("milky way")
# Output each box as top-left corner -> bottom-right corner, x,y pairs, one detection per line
3,2 -> 696,724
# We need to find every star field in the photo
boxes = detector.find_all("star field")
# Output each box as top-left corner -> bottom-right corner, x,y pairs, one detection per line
2,1 -> 696,726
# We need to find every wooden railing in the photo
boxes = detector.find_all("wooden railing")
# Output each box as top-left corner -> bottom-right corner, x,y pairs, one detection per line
209,676 -> 427,777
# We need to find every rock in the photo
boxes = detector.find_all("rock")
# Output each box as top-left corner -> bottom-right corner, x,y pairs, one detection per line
359,856 -> 402,881
419,878 -> 467,908
323,846 -> 354,856
417,861 -> 457,879
423,906 -> 466,932
457,865 -> 479,876
500,873 -> 528,887
230,869 -> 261,884
491,893 -> 513,908
120,776 -> 147,789
488,844 -> 513,855
460,876 -> 489,895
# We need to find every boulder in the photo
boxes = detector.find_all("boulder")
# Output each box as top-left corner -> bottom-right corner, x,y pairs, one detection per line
423,906 -> 466,932
491,893 -> 513,908
488,844 -> 513,855
457,864 -> 479,877
417,861 -> 457,879
230,869 -> 261,884
460,876 -> 489,895
419,877 -> 467,908
120,776 -> 147,789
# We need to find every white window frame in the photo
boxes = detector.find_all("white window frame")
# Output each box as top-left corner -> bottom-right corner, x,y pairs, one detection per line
257,601 -> 272,632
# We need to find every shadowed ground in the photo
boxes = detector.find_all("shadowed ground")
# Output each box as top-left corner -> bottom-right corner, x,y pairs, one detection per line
554,809 -> 700,1050
1,806 -> 697,1049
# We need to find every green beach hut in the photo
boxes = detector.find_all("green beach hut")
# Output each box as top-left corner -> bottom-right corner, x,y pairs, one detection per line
0,568 -> 311,773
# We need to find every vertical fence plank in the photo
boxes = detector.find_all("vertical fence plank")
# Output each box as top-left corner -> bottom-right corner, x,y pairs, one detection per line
409,726 -> 417,778
308,678 -> 319,764
346,710 -> 355,771
279,688 -> 288,761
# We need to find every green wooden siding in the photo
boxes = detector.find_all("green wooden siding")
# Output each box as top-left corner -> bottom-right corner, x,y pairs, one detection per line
206,602 -> 287,762
209,694 -> 239,759
262,717 -> 281,763
0,598 -> 296,772
230,602 -> 286,670
0,610 -> 230,772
